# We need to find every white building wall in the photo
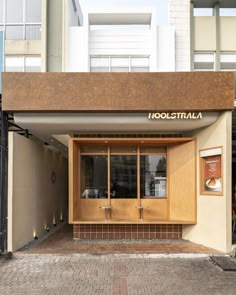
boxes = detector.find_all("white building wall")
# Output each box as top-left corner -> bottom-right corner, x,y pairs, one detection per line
156,26 -> 175,72
68,26 -> 175,72
68,27 -> 88,71
168,0 -> 191,71
88,30 -> 152,56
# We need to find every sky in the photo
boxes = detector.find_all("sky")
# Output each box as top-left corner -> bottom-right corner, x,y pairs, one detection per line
79,0 -> 168,25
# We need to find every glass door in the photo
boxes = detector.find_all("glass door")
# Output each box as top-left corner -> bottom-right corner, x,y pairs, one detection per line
140,146 -> 168,220
110,150 -> 140,220
79,144 -> 109,220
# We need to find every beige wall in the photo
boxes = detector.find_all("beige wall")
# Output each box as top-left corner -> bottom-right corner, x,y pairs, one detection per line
194,16 -> 236,51
8,132 -> 68,252
194,17 -> 216,51
220,17 -> 236,51
183,111 -> 232,253
5,40 -> 41,56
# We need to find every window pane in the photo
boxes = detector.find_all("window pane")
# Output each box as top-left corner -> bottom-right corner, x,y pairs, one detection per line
25,56 -> 41,72
111,57 -> 129,72
26,0 -> 41,23
111,67 -> 129,72
90,57 -> 109,72
220,53 -> 236,70
220,53 -> 236,63
5,25 -> 23,39
5,56 -> 24,72
0,0 -> 4,23
111,57 -> 129,67
90,67 -> 109,72
220,8 -> 236,16
81,155 -> 108,199
6,0 -> 23,23
131,57 -> 149,67
194,53 -> 214,71
131,67 -> 149,72
193,8 -> 213,16
91,57 -> 109,67
26,24 -> 41,40
110,155 -> 137,199
140,155 -> 167,198
194,53 -> 214,62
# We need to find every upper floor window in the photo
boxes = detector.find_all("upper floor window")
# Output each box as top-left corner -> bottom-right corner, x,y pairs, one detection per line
220,8 -> 236,16
193,8 -> 213,16
220,53 -> 236,71
5,55 -> 41,72
194,52 -> 215,71
0,0 -> 41,40
90,56 -> 150,73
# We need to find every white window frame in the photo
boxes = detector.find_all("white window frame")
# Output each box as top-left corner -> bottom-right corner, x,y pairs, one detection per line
193,52 -> 216,71
0,0 -> 41,40
5,55 -> 41,72
220,52 -> 236,71
90,55 -> 150,73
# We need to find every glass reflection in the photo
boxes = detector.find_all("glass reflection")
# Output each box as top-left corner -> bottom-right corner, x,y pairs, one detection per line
81,155 -> 107,199
110,155 -> 137,198
140,155 -> 166,198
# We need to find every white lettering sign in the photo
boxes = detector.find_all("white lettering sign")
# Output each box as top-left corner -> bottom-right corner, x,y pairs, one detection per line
148,112 -> 203,120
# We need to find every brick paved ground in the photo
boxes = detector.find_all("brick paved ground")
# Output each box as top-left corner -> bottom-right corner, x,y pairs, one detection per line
20,224 -> 221,254
0,254 -> 236,295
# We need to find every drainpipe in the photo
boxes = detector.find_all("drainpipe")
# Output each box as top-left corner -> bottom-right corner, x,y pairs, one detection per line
0,110 -> 8,255
190,1 -> 195,72
214,2 -> 220,71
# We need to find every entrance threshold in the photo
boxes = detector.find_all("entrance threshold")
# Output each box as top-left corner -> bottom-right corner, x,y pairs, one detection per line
18,224 -> 221,255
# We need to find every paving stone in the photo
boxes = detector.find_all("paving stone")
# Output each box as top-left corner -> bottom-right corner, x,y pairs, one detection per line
211,256 -> 236,271
0,254 -> 236,295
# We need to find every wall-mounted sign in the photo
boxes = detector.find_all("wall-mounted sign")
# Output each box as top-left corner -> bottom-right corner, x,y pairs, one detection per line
148,112 -> 203,120
200,147 -> 223,196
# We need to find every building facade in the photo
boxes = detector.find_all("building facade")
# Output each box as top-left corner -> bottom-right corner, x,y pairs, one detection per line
0,0 -> 236,253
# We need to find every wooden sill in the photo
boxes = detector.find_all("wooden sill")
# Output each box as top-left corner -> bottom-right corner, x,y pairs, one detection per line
70,220 -> 196,225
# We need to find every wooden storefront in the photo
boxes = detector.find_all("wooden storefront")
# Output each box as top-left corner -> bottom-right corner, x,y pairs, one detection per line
69,137 -> 196,226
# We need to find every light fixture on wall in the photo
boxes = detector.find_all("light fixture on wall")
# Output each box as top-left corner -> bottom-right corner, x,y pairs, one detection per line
33,231 -> 38,240
53,217 -> 57,226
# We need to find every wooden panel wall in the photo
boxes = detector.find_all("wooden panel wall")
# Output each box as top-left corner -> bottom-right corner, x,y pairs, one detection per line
69,138 -> 196,224
111,199 -> 140,220
141,199 -> 168,220
79,199 -> 109,221
168,141 -> 196,222
69,140 -> 80,222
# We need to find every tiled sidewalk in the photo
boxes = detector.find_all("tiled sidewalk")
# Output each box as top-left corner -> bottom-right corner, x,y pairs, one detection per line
19,224 -> 221,254
1,254 -> 236,295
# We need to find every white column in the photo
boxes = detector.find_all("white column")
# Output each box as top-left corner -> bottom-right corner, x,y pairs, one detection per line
168,0 -> 191,71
